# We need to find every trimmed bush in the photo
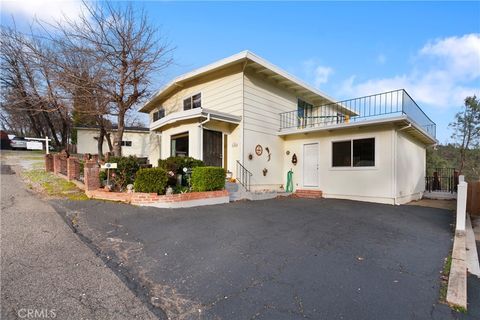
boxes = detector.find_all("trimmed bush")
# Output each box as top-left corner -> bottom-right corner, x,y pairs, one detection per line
191,166 -> 226,192
134,167 -> 168,194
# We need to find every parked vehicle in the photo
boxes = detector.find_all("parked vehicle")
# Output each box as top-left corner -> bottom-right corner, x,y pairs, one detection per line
0,131 -> 11,150
10,136 -> 27,150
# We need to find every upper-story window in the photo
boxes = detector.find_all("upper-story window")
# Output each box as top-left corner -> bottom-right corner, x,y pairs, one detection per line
152,108 -> 165,122
183,93 -> 201,111
121,141 -> 132,147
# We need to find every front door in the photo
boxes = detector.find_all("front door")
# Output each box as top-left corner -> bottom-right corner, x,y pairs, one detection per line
303,143 -> 319,187
203,129 -> 223,167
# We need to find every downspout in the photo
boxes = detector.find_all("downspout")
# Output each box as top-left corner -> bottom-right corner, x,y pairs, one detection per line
198,113 -> 211,160
393,129 -> 397,205
393,122 -> 411,205
241,60 -> 248,166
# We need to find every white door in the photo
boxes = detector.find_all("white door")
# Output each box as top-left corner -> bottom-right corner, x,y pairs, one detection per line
303,143 -> 319,187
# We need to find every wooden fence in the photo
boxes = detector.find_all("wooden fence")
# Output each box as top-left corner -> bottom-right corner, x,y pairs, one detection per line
467,180 -> 480,216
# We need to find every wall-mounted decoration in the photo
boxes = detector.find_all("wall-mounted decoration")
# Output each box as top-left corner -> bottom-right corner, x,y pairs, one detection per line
286,150 -> 290,155
248,153 -> 253,160
263,168 -> 268,176
265,147 -> 271,161
255,144 -> 263,156
292,153 -> 297,165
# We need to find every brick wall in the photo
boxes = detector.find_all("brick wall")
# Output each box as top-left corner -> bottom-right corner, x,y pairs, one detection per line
53,154 -> 61,175
45,154 -> 54,172
86,189 -> 229,206
66,157 -> 80,181
84,160 -> 100,191
294,189 -> 323,199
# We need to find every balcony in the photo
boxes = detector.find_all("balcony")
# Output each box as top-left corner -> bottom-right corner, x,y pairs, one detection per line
279,89 -> 436,139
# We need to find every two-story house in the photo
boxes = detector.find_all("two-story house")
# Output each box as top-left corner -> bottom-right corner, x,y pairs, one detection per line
139,51 -> 437,205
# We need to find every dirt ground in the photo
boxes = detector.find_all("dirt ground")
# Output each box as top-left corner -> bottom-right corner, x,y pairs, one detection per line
408,199 -> 457,211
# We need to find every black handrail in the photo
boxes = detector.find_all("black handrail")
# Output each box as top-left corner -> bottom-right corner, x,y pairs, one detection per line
279,89 -> 436,139
236,160 -> 252,192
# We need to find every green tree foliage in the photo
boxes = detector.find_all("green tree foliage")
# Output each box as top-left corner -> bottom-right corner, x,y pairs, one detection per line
449,95 -> 480,174
426,144 -> 479,181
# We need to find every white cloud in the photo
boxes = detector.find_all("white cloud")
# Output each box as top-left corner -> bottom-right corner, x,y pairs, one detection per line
1,0 -> 86,23
314,66 -> 334,86
339,34 -> 480,109
302,59 -> 334,88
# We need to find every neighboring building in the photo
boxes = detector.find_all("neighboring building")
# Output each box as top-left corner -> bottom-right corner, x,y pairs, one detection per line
139,51 -> 437,205
75,126 -> 154,158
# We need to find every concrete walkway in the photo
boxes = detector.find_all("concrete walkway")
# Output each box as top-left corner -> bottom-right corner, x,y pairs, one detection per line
0,163 -> 161,320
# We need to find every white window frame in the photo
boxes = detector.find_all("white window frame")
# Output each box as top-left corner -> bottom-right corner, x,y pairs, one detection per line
183,92 -> 202,111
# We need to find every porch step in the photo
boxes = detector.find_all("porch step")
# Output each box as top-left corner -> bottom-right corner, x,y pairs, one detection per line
226,182 -> 291,202
423,191 -> 457,200
295,189 -> 323,199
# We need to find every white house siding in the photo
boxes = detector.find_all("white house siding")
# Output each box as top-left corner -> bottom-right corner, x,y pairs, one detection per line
77,129 -> 150,158
149,65 -> 244,120
242,71 -> 305,190
283,126 -> 396,204
395,130 -> 426,204
148,132 -> 161,166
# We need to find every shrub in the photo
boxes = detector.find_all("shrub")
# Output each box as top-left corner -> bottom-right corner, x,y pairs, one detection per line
134,167 -> 168,194
158,156 -> 204,174
105,156 -> 140,190
191,166 -> 226,192
158,156 -> 204,186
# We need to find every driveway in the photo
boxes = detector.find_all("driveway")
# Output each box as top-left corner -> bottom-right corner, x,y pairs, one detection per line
50,197 -> 480,320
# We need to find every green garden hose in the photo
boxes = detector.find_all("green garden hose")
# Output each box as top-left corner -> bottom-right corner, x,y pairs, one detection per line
286,170 -> 293,193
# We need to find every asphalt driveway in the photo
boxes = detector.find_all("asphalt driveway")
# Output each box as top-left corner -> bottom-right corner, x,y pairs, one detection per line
51,197 -> 477,320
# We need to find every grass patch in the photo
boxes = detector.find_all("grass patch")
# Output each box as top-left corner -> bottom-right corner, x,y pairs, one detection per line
22,169 -> 88,201
452,305 -> 467,313
439,254 -> 452,303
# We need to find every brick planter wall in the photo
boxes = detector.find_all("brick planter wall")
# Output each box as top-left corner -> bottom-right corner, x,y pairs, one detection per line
294,189 -> 323,199
85,189 -> 230,208
45,154 -> 54,172
84,160 -> 100,191
53,154 -> 61,175
67,157 -> 80,181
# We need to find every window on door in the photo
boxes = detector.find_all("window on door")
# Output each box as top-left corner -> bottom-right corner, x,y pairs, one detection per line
332,138 -> 375,167
298,99 -> 313,127
183,93 -> 201,110
171,133 -> 189,157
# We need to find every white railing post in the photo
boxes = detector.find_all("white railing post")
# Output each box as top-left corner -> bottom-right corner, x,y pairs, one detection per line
456,175 -> 467,232
45,136 -> 49,155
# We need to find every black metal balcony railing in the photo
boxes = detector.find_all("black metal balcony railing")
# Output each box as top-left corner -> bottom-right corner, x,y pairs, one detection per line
279,89 -> 436,139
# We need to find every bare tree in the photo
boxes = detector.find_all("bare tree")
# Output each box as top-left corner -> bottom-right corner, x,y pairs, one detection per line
53,1 -> 173,156
0,26 -> 71,146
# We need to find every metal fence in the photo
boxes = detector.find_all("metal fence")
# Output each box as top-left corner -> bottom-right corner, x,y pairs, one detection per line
279,89 -> 436,139
425,167 -> 458,193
